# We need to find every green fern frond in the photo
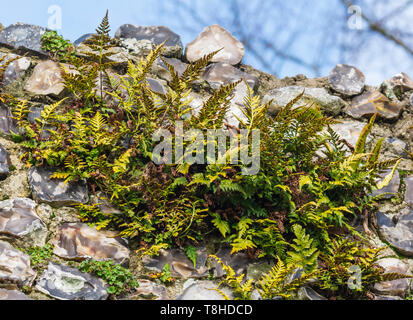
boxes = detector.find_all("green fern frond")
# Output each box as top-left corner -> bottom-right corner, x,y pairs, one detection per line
113,148 -> 132,174
41,98 -> 68,123
195,80 -> 241,129
210,255 -> 254,300
236,83 -> 269,132
366,138 -> 384,168
211,213 -> 230,238
353,113 -> 376,158
286,224 -> 319,273
231,238 -> 256,254
180,49 -> 221,85
375,159 -> 401,190
380,272 -> 413,282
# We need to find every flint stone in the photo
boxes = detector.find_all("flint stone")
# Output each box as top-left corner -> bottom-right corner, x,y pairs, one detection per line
263,86 -> 345,116
155,57 -> 188,81
329,121 -> 371,148
373,258 -> 410,297
246,261 -> 275,281
381,72 -> 413,100
297,287 -> 328,300
376,208 -> 413,257
25,60 -> 65,96
158,57 -> 187,76
0,144 -> 10,180
0,52 -> 31,86
226,81 -> 252,127
142,248 -> 208,278
35,204 -> 80,235
0,23 -> 46,56
73,33 -> 94,46
146,77 -> 165,94
94,71 -> 127,104
177,280 -> 233,300
115,25 -> 183,58
347,91 -> 402,121
120,38 -> 154,56
186,24 -> 245,65
212,247 -> 251,278
0,198 -> 47,247
129,279 -> 169,300
28,167 -> 88,207
188,92 -> 209,118
36,262 -> 108,300
76,43 -> 133,67
27,106 -> 43,124
105,47 -> 132,65
203,62 -> 258,90
52,223 -> 129,264
375,295 -> 403,300
385,138 -> 408,158
90,192 -> 121,215
26,106 -> 52,140
0,103 -> 18,136
251,289 -> 263,300
0,288 -> 32,300
0,240 -> 36,286
370,169 -> 400,199
328,64 -> 365,96
405,175 -> 413,209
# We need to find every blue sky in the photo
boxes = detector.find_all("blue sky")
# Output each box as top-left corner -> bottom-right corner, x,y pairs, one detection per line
1,0 -> 412,85
0,0 -> 169,41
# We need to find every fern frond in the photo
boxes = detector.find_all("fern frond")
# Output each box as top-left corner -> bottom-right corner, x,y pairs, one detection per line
210,255 -> 253,300
375,159 -> 401,190
41,98 -> 68,123
49,172 -> 70,180
90,111 -> 107,132
211,213 -> 230,238
366,138 -> 384,168
195,80 -> 241,129
231,238 -> 256,254
353,113 -> 376,156
236,83 -> 269,132
257,257 -> 312,299
180,49 -> 220,85
380,272 -> 413,282
286,224 -> 319,272
113,148 -> 132,174
11,99 -> 30,130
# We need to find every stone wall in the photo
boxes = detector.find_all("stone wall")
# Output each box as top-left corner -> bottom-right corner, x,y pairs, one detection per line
0,21 -> 412,300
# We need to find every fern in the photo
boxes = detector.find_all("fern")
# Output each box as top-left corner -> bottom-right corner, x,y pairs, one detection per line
113,149 -> 132,174
258,257 -> 317,299
193,80 -> 241,129
211,213 -> 230,238
184,245 -> 198,268
210,255 -> 254,300
286,225 -> 319,273
236,83 -> 270,133
0,54 -> 19,103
